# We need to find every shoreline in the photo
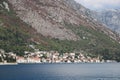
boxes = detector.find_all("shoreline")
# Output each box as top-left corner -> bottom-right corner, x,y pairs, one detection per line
0,63 -> 18,65
0,62 -> 118,65
17,62 -> 118,64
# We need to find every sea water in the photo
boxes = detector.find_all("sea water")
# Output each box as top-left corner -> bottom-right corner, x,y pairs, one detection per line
0,63 -> 120,80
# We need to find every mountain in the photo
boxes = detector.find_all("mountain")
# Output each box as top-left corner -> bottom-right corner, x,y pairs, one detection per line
0,0 -> 120,61
93,9 -> 120,35
8,0 -> 120,41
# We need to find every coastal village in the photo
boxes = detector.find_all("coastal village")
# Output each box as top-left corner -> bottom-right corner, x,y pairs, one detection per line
17,50 -> 101,63
0,49 -> 116,64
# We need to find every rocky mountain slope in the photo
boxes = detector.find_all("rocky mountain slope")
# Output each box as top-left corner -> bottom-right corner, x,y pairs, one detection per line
0,0 -> 120,61
8,0 -> 119,41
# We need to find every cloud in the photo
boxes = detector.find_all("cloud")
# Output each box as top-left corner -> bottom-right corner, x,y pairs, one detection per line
74,0 -> 120,10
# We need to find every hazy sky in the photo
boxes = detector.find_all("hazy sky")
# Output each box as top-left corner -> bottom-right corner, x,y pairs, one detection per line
74,0 -> 120,10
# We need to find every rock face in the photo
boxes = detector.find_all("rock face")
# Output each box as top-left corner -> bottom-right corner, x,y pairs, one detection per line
93,9 -> 120,34
8,0 -> 81,40
7,0 -> 119,41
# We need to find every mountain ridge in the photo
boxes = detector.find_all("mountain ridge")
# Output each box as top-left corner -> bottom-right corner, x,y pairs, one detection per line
93,9 -> 120,35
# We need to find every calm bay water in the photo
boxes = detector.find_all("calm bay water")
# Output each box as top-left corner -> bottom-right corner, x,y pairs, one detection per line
0,63 -> 120,80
